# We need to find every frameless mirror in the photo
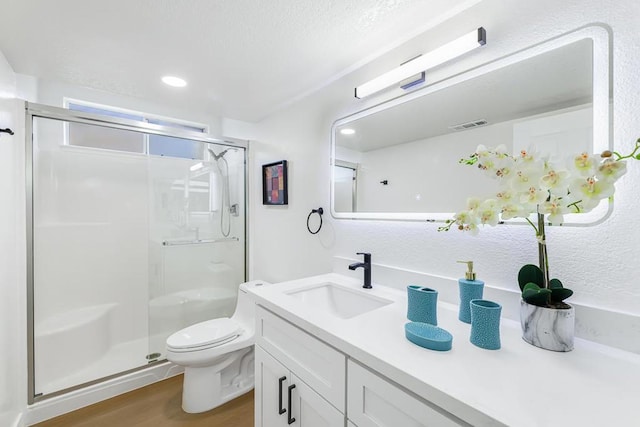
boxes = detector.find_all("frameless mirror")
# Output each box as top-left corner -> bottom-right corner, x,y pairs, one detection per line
331,26 -> 611,224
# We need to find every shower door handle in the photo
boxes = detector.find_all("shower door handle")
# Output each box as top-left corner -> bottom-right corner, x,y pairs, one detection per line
278,376 -> 287,415
287,384 -> 296,425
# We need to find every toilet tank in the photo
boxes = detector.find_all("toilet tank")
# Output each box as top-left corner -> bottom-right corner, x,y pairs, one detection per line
231,280 -> 271,332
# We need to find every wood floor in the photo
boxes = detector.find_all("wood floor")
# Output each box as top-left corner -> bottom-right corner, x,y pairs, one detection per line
34,375 -> 254,427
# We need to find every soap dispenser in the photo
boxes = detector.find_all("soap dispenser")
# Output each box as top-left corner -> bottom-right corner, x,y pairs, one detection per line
457,261 -> 484,324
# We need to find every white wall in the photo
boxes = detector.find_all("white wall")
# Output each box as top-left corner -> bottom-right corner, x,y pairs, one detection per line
0,51 -> 15,98
0,50 -> 26,425
249,106 -> 334,282
252,0 -> 640,349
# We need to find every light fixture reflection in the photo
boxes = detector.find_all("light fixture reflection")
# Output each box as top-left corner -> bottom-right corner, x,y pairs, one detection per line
340,128 -> 356,135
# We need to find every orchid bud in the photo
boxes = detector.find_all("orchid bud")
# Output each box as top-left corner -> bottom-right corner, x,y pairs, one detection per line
600,150 -> 613,158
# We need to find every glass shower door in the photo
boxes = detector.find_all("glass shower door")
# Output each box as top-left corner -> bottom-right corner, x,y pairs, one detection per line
146,142 -> 246,361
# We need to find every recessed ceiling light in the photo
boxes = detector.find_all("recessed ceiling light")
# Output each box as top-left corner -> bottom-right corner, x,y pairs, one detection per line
162,76 -> 187,88
340,128 -> 356,135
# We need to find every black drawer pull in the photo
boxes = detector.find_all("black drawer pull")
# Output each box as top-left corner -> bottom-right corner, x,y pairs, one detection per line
287,384 -> 296,425
278,376 -> 287,415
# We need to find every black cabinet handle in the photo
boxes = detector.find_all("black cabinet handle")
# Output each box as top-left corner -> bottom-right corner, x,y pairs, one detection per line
287,384 -> 296,425
278,376 -> 287,415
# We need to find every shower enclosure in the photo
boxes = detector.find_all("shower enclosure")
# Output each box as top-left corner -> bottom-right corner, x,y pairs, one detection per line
26,103 -> 247,402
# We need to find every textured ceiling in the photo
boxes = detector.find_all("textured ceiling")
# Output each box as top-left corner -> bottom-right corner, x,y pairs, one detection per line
0,0 -> 476,122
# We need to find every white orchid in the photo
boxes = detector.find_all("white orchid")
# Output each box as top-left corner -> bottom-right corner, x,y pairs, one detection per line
569,176 -> 614,211
511,165 -> 543,193
466,197 -> 482,212
501,203 -> 529,220
519,186 -> 548,207
597,158 -> 627,182
477,199 -> 500,226
539,196 -> 571,225
539,167 -> 570,196
439,140 -> 639,234
438,139 -> 640,310
571,152 -> 598,177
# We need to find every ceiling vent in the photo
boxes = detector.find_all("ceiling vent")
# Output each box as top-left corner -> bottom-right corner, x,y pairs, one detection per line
448,119 -> 488,131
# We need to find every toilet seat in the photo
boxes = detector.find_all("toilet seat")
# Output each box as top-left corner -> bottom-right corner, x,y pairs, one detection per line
167,318 -> 242,352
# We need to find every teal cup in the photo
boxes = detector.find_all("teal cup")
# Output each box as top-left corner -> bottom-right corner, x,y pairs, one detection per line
458,281 -> 484,323
469,299 -> 502,350
407,285 -> 438,325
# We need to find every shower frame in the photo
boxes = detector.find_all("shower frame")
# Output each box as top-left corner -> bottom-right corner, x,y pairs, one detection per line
24,102 -> 249,404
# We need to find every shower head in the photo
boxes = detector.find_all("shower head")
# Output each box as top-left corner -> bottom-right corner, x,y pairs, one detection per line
207,148 -> 231,161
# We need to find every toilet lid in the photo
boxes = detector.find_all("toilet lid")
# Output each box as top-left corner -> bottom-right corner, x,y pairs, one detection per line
166,318 -> 242,350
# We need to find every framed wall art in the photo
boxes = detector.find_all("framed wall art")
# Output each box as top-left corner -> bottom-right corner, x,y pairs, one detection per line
262,160 -> 288,205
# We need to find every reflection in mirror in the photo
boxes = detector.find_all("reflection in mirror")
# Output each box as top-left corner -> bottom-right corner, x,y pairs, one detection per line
331,27 -> 610,224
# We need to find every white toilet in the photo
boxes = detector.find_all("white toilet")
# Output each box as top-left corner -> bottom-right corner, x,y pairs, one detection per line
166,280 -> 268,413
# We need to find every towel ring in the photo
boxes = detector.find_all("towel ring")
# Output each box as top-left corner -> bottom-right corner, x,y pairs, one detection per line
306,207 -> 324,234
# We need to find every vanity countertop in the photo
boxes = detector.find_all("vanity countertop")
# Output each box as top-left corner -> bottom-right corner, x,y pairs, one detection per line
248,273 -> 640,427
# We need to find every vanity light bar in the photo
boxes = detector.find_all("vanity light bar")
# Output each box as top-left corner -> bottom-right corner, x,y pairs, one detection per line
355,27 -> 486,99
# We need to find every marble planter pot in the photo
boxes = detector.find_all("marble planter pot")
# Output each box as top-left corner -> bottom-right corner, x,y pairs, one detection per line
520,300 -> 575,352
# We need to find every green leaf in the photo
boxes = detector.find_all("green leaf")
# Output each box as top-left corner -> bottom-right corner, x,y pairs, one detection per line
548,278 -> 564,289
522,282 -> 552,306
518,264 -> 544,291
635,153 -> 640,160
548,278 -> 573,302
550,288 -> 573,302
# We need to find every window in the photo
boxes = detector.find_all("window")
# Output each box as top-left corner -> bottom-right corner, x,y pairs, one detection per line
66,101 -> 208,159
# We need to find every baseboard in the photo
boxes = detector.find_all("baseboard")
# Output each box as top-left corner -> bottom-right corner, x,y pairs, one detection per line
13,412 -> 23,427
334,256 -> 640,354
23,361 -> 183,426
3,411 -> 23,427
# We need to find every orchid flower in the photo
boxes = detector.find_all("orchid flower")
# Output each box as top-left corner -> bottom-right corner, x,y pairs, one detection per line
539,196 -> 570,225
477,199 -> 500,226
442,143 -> 637,235
539,167 -> 570,196
572,152 -> 598,177
569,177 -> 614,211
501,203 -> 529,220
597,158 -> 627,182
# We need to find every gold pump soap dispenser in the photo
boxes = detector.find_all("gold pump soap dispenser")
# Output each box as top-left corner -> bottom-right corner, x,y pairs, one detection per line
457,261 -> 485,324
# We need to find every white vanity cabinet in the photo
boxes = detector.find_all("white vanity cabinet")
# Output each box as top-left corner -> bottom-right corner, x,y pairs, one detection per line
255,305 -> 346,427
347,361 -> 466,427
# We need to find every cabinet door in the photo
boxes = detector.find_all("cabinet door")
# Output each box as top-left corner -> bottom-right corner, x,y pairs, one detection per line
290,372 -> 345,427
347,361 -> 465,427
255,346 -> 290,427
256,306 -> 346,411
257,346 -> 345,427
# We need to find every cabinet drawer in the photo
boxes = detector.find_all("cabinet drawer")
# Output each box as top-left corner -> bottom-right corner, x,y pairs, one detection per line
256,305 -> 346,412
347,360 -> 466,427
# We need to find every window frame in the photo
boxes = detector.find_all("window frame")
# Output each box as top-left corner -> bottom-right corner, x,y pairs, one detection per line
62,98 -> 210,158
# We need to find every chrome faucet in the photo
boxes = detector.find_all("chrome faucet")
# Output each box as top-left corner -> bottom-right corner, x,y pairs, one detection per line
348,252 -> 372,289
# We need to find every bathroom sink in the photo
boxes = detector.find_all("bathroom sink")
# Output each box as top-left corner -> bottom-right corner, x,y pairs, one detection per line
285,282 -> 393,319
